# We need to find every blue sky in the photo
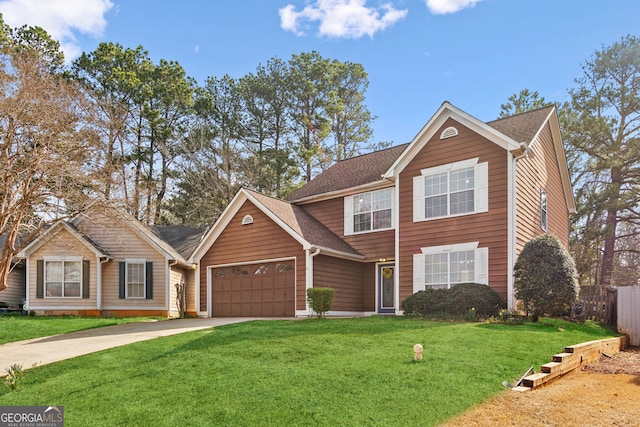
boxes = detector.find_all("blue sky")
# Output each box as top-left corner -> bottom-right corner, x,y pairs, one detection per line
1,0 -> 638,145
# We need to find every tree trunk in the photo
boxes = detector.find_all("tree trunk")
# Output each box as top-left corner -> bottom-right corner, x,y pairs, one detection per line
599,166 -> 622,287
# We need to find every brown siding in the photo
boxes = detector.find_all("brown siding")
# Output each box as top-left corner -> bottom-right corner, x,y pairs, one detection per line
313,255 -> 364,312
199,200 -> 306,313
301,196 -> 395,261
362,263 -> 376,311
515,122 -> 570,253
398,118 -> 510,302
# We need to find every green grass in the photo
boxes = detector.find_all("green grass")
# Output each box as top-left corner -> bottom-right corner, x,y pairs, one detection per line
0,315 -> 160,345
1,317 -> 616,426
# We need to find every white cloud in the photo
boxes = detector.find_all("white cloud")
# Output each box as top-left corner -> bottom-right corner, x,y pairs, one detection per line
279,0 -> 408,39
426,0 -> 481,15
0,0 -> 114,60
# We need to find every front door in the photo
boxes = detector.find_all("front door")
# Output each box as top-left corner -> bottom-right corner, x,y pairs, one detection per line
378,264 -> 395,313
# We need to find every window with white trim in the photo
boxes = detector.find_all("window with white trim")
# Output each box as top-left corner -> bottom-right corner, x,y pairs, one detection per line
126,261 -> 146,299
344,188 -> 393,235
413,158 -> 488,222
413,242 -> 488,292
540,188 -> 548,231
45,259 -> 82,298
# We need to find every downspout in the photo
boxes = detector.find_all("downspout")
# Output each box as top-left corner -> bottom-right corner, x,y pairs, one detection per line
305,248 -> 321,315
509,142 -> 529,309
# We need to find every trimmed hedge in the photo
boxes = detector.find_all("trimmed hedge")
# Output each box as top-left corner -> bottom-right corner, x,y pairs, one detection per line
514,233 -> 578,322
307,287 -> 335,318
401,283 -> 504,318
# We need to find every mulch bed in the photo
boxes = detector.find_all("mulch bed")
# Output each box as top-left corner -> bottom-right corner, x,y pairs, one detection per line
583,346 -> 640,375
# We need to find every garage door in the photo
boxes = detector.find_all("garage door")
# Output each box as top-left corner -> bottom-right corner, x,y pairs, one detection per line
211,261 -> 295,317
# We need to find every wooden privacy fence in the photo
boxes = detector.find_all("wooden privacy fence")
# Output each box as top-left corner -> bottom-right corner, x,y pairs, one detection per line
580,287 -> 617,325
617,286 -> 640,346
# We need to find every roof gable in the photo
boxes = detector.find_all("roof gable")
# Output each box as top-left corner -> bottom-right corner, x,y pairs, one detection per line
17,221 -> 110,259
191,188 -> 363,262
288,102 -> 570,205
383,101 -> 523,179
70,203 -> 192,267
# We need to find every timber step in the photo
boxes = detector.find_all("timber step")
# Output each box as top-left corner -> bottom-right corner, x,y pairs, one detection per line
511,336 -> 628,392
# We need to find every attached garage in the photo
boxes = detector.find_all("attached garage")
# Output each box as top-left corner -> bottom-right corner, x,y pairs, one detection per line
210,260 -> 295,317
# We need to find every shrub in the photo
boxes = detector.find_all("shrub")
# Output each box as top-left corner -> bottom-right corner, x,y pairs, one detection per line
3,364 -> 24,391
514,233 -> 579,322
401,288 -> 449,317
401,283 -> 504,319
307,287 -> 335,318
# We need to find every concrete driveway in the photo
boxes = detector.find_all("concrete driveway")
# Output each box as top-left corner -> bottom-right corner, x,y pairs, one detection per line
0,318 -> 268,372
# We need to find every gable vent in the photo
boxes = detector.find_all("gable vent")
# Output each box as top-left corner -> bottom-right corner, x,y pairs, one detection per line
440,126 -> 459,140
241,215 -> 254,225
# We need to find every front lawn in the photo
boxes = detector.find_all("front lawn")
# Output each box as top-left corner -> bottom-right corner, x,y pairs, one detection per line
1,317 -> 616,426
0,315 -> 160,345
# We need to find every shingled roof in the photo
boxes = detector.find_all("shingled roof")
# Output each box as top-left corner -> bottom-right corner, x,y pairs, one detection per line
288,105 -> 556,201
153,225 -> 207,260
486,105 -> 555,143
245,189 -> 362,258
287,143 -> 407,201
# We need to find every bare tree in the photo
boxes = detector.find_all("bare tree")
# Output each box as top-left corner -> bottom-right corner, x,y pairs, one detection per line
0,44 -> 97,291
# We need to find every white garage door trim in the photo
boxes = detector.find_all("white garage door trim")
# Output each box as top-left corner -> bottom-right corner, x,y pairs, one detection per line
206,257 -> 296,317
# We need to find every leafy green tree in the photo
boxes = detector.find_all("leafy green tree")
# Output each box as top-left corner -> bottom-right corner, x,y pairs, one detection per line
287,51 -> 332,182
0,14 -> 64,72
71,43 -> 151,204
563,35 -> 640,288
168,75 -> 245,225
326,60 -> 375,161
144,59 -> 195,224
514,234 -> 579,322
498,88 -> 552,118
238,57 -> 297,197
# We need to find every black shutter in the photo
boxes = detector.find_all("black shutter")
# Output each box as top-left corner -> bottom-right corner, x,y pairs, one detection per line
36,260 -> 44,298
82,260 -> 90,298
119,262 -> 125,299
145,262 -> 153,299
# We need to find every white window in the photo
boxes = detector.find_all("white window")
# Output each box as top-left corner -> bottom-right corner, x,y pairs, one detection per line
413,158 -> 488,222
540,188 -> 548,231
45,259 -> 82,298
344,188 -> 393,235
413,242 -> 488,293
126,261 -> 146,299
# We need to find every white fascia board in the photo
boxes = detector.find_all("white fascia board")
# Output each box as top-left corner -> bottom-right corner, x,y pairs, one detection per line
291,179 -> 394,205
383,102 -> 522,179
190,189 -> 250,261
310,245 -> 365,261
243,191 -> 312,250
18,222 -> 109,259
191,189 -> 312,262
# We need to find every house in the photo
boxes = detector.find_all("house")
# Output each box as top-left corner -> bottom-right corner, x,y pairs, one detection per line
0,233 -> 26,310
191,102 -> 575,317
17,203 -> 205,317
